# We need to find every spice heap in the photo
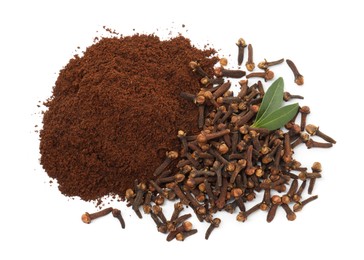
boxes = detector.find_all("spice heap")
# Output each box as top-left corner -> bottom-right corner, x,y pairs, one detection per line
40,32 -> 335,241
40,34 -> 217,201
121,39 -> 336,240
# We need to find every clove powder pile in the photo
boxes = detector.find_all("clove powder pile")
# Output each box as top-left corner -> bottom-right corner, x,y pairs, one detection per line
40,34 -> 217,201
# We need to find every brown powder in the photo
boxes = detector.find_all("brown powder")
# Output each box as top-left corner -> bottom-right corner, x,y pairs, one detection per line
40,34 -> 217,201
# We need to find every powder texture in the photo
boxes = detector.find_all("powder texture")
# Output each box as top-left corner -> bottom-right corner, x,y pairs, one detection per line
40,34 -> 216,201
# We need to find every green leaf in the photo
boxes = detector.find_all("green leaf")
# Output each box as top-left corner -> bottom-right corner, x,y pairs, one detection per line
252,103 -> 299,130
255,77 -> 284,124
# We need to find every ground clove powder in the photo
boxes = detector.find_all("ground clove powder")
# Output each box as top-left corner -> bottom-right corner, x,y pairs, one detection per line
40,34 -> 217,201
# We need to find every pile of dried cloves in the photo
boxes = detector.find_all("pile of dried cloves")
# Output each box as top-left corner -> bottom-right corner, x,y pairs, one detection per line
83,38 -> 336,241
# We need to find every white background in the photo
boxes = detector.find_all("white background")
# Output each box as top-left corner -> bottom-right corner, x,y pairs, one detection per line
1,1 -> 363,259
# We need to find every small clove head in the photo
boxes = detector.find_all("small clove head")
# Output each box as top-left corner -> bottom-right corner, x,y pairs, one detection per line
311,162 -> 322,172
236,38 -> 247,47
219,57 -> 228,66
295,75 -> 304,86
81,213 -> 92,224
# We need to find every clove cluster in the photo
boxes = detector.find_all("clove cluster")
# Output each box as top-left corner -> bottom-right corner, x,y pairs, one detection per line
122,39 -> 335,241
125,75 -> 335,241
